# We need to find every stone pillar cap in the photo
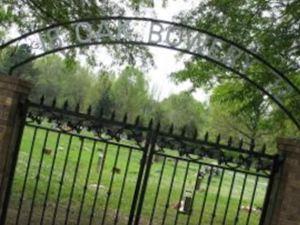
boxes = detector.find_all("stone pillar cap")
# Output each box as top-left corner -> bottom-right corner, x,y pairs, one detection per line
277,137 -> 300,154
0,76 -> 32,94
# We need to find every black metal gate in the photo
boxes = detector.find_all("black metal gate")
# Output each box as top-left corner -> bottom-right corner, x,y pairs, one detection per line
3,98 -> 281,225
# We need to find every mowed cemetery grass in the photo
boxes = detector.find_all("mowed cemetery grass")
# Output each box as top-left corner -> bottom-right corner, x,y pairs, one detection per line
6,124 -> 269,225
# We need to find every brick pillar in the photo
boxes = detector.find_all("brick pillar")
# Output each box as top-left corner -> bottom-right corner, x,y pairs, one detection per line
0,76 -> 32,222
265,138 -> 300,225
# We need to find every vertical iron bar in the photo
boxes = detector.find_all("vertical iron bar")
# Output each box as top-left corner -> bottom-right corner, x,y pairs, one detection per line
161,159 -> 178,225
186,164 -> 202,225
174,162 -> 190,225
0,102 -> 28,225
148,156 -> 167,225
14,126 -> 38,225
100,145 -> 121,225
114,147 -> 133,225
88,142 -> 109,225
221,171 -> 237,225
51,135 -> 73,225
209,169 -> 225,225
127,121 -> 153,225
133,123 -> 160,225
245,176 -> 259,225
234,174 -> 248,225
26,129 -> 50,225
40,132 -> 62,225
259,155 -> 279,225
76,140 -> 97,225
198,166 -> 214,225
63,138 -> 85,225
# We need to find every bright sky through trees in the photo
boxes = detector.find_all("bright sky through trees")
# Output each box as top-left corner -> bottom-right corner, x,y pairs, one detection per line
140,0 -> 209,102
5,0 -> 209,102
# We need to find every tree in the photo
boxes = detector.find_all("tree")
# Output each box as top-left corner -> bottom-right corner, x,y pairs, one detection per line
31,55 -> 93,108
0,4 -> 14,38
211,81 -> 268,139
93,71 -> 115,117
1,1 -> 154,69
159,92 -> 207,136
0,44 -> 37,79
173,0 -> 300,138
111,66 -> 151,122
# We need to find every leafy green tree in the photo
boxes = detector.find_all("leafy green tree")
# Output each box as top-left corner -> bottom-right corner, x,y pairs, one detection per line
174,0 -> 300,137
31,55 -> 93,108
93,71 -> 115,117
159,92 -> 207,136
206,81 -> 280,151
1,0 -> 154,68
210,81 -> 268,140
111,66 -> 151,122
0,4 -> 19,38
0,44 -> 37,78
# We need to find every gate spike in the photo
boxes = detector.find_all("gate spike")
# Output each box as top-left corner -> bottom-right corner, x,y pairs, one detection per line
155,121 -> 161,131
134,116 -> 140,126
169,124 -> 174,134
87,105 -> 92,115
249,139 -> 255,151
110,111 -> 116,121
193,128 -> 198,140
228,136 -> 233,147
122,113 -> 128,123
75,103 -> 80,113
239,138 -> 244,149
216,134 -> 221,144
63,100 -> 69,110
204,132 -> 209,142
52,98 -> 57,108
181,126 -> 186,137
147,118 -> 153,128
261,144 -> 266,154
98,107 -> 103,117
40,95 -> 45,105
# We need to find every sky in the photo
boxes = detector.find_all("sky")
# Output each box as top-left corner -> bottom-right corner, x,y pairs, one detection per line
134,0 -> 210,102
75,0 -> 210,102
6,0 -> 210,103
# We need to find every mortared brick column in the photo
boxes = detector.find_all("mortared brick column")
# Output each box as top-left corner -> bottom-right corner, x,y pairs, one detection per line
0,76 -> 32,223
264,137 -> 300,225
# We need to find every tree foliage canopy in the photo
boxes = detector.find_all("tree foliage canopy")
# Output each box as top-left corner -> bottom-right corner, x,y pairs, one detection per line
1,0 -> 299,152
173,0 -> 300,140
1,0 -> 154,67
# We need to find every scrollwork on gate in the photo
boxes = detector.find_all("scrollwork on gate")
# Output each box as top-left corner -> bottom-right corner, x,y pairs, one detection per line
25,97 -> 278,174
154,134 -> 274,174
26,98 -> 147,147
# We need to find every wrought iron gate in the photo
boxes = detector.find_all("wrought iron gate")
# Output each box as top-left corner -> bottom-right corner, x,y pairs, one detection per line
3,98 -> 281,225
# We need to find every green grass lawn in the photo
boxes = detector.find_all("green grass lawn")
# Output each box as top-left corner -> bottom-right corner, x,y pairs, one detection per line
5,124 -> 269,225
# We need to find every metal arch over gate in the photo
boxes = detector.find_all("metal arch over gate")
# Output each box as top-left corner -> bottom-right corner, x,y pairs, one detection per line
0,16 -> 300,129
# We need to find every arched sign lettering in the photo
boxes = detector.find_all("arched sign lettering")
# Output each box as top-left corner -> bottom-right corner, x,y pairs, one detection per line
1,17 -> 299,129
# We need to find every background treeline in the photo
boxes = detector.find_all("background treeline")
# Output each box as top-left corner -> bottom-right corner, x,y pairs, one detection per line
1,44 -> 299,153
1,0 -> 300,154
14,54 -> 207,139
